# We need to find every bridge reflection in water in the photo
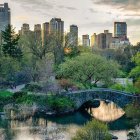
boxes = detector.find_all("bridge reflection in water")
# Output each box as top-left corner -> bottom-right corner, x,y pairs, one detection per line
87,101 -> 125,122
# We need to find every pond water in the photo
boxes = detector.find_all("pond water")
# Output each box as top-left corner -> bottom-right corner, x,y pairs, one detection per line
0,101 -> 139,140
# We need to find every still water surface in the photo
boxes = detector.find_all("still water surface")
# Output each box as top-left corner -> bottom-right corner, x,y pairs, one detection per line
0,101 -> 139,140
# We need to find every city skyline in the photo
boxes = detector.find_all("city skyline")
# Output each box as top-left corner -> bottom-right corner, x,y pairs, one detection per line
1,0 -> 140,45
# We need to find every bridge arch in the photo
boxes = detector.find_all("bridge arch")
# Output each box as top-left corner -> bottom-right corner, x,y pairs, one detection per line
65,89 -> 139,109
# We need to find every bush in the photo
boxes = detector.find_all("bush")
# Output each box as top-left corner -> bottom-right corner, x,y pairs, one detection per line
110,83 -> 125,91
47,95 -> 74,112
58,79 -> 74,91
13,91 -> 27,99
72,120 -> 111,140
0,90 -> 13,98
125,83 -> 139,94
24,83 -> 42,92
0,90 -> 13,105
127,124 -> 140,140
134,79 -> 140,93
13,91 -> 35,105
125,104 -> 140,119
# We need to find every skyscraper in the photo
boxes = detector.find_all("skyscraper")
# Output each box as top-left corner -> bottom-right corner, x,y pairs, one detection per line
49,18 -> 64,39
34,24 -> 41,41
0,3 -> 10,31
0,3 -> 10,44
69,25 -> 78,46
104,30 -> 112,48
96,30 -> 112,49
114,22 -> 127,38
82,34 -> 90,47
42,22 -> 49,45
91,33 -> 97,48
20,23 -> 31,36
97,33 -> 106,49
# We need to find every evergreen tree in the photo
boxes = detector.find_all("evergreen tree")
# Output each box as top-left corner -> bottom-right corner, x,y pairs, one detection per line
1,25 -> 22,59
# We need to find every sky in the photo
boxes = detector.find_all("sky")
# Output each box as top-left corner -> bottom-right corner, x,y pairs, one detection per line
1,0 -> 140,45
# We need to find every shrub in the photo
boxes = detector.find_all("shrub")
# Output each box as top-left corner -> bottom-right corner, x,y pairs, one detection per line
134,79 -> 140,93
110,83 -> 125,91
13,91 -> 27,99
125,83 -> 139,94
125,104 -> 140,119
58,79 -> 74,91
13,91 -> 35,105
47,95 -> 74,112
0,90 -> 13,98
0,90 -> 13,105
127,124 -> 140,140
24,83 -> 42,92
72,120 -> 111,140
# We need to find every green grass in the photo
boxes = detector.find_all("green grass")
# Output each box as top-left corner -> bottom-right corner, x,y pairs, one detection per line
0,90 -> 13,98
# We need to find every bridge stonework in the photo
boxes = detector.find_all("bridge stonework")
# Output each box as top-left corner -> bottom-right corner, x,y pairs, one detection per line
65,89 -> 139,109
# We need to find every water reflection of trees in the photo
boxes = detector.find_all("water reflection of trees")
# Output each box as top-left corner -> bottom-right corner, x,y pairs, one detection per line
0,117 -> 67,140
87,101 -> 125,122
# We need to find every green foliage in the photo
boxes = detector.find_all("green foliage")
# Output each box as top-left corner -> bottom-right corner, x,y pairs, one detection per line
110,82 -> 139,94
127,124 -> 140,140
57,53 -> 119,89
110,83 -> 125,91
125,104 -> 140,119
129,53 -> 140,81
0,56 -> 21,82
1,25 -> 22,59
0,90 -> 13,98
125,83 -> 139,94
134,79 -> 140,93
0,90 -> 13,105
47,95 -> 74,112
24,83 -> 43,92
72,120 -> 111,140
13,91 -> 35,105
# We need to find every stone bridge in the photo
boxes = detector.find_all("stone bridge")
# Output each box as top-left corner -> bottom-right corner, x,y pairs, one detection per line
64,88 -> 140,109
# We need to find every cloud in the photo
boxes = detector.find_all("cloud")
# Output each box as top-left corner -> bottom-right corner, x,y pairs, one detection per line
89,8 -> 98,13
125,14 -> 140,17
126,18 -> 140,26
11,0 -> 54,10
58,5 -> 77,11
11,0 -> 78,14
91,0 -> 140,12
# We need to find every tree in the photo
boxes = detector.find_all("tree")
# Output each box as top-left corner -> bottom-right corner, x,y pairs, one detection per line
127,124 -> 140,140
1,25 -> 22,59
129,52 -> 140,81
57,53 -> 119,88
72,120 -> 111,140
49,32 -> 64,65
129,52 -> 140,94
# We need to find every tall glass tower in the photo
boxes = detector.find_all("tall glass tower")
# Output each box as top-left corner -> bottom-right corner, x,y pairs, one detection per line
114,22 -> 127,38
0,3 -> 11,31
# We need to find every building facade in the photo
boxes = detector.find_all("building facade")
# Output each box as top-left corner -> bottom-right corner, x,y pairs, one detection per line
0,3 -> 11,44
97,33 -> 106,49
91,33 -> 97,48
96,30 -> 112,49
19,23 -> 31,36
42,22 -> 50,45
114,22 -> 127,38
34,24 -> 41,41
69,25 -> 78,46
49,18 -> 64,39
0,3 -> 10,31
110,37 -> 130,49
82,34 -> 90,47
104,30 -> 112,49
